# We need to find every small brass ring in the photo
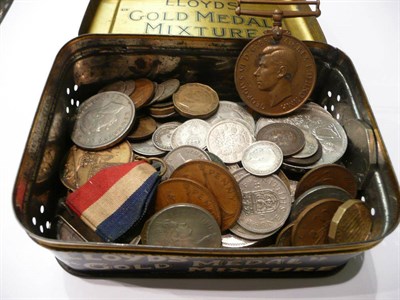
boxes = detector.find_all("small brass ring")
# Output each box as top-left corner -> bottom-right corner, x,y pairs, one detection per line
134,155 -> 167,177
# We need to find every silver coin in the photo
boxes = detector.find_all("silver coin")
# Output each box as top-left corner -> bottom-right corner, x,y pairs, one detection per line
229,222 -> 278,241
147,82 -> 164,106
222,233 -> 258,248
256,103 -> 348,168
170,119 -> 211,149
144,203 -> 221,248
155,79 -> 180,102
152,121 -> 181,151
124,79 -> 136,96
291,129 -> 319,159
241,141 -> 283,176
290,184 -> 351,222
206,101 -> 256,134
231,167 -> 250,182
162,145 -> 210,180
342,119 -> 377,187
207,120 -> 255,164
131,138 -> 166,157
71,91 -> 135,150
237,174 -> 291,234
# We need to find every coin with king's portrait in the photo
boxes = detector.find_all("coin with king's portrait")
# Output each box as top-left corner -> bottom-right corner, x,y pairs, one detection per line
235,34 -> 316,116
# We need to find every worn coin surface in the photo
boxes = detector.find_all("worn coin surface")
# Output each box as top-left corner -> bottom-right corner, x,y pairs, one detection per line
284,139 -> 323,167
71,91 -> 135,150
237,174 -> 291,234
328,199 -> 372,243
170,160 -> 242,231
155,79 -> 180,102
127,115 -> 157,141
155,178 -> 222,227
131,138 -> 166,157
151,121 -> 181,151
60,141 -> 133,190
292,198 -> 343,246
275,223 -> 295,246
206,101 -> 256,134
207,120 -> 255,164
173,83 -> 219,118
170,119 -> 211,149
235,34 -> 316,116
144,203 -> 221,248
290,184 -> 351,222
291,130 -> 319,159
256,123 -> 305,157
98,80 -> 126,93
241,141 -> 283,176
129,78 -> 155,109
222,233 -> 257,248
295,164 -> 358,199
230,222 -> 279,241
124,79 -> 136,96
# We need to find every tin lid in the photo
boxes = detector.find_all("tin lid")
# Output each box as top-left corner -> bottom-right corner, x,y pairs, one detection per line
79,0 -> 326,42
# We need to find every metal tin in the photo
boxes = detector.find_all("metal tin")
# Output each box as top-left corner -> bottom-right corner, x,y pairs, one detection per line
12,34 -> 400,277
79,0 -> 326,42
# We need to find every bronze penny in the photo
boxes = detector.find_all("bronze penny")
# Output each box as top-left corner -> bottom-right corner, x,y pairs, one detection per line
328,199 -> 372,243
173,83 -> 219,119
127,115 -> 157,141
155,178 -> 222,227
275,223 -> 295,246
295,164 -> 358,199
170,160 -> 242,231
256,123 -> 305,157
292,198 -> 343,246
129,78 -> 155,109
60,141 -> 133,190
98,80 -> 126,93
234,34 -> 316,116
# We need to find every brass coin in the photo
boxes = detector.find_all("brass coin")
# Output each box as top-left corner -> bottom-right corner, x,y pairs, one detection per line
129,78 -> 155,109
275,223 -> 295,246
295,164 -> 358,199
127,115 -> 157,141
173,83 -> 219,119
60,141 -> 133,190
292,198 -> 343,246
328,199 -> 372,243
256,123 -> 305,157
234,34 -> 316,116
170,160 -> 242,231
155,178 -> 222,227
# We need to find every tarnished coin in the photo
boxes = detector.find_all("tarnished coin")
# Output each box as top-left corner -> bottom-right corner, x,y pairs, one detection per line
162,145 -> 211,180
170,160 -> 242,231
152,121 -> 181,151
241,141 -> 283,176
256,123 -> 305,157
275,223 -> 295,246
60,141 -> 133,190
291,130 -> 319,159
328,199 -> 372,243
127,115 -> 157,141
146,82 -> 164,106
98,80 -> 126,93
230,222 -> 279,241
71,91 -> 135,150
131,138 -> 166,157
256,103 -> 348,168
237,174 -> 291,234
290,185 -> 351,222
283,139 -> 323,167
155,178 -> 222,227
149,104 -> 177,119
205,151 -> 226,168
206,101 -> 256,134
170,119 -> 211,149
292,198 -> 343,246
222,233 -> 257,248
173,83 -> 219,119
144,203 -> 221,248
234,34 -> 316,116
207,120 -> 255,164
295,164 -> 358,199
155,79 -> 180,102
129,78 -> 155,109
124,79 -> 136,96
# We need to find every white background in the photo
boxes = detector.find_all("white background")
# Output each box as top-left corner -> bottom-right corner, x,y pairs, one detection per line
1,1 -> 399,299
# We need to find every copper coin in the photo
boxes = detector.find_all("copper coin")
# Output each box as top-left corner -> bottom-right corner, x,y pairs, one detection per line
292,198 -> 343,246
256,123 -> 305,157
60,141 -> 133,190
170,160 -> 242,231
234,33 -> 316,116
295,164 -> 358,199
173,83 -> 219,119
275,223 -> 295,246
155,178 -> 222,227
129,78 -> 155,109
328,199 -> 372,243
127,115 -> 157,141
98,80 -> 126,93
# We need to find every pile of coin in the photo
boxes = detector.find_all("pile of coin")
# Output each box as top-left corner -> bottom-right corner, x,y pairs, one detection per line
58,77 -> 373,249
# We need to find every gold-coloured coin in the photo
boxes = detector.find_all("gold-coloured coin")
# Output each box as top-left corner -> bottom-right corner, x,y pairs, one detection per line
173,83 -> 219,119
328,199 -> 372,243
